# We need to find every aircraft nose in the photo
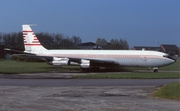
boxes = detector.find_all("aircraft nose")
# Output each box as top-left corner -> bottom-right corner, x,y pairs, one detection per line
163,55 -> 176,63
169,59 -> 176,65
164,59 -> 175,66
172,59 -> 176,63
171,57 -> 176,63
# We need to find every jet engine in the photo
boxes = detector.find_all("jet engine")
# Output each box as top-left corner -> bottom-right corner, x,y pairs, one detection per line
80,59 -> 90,68
48,57 -> 69,66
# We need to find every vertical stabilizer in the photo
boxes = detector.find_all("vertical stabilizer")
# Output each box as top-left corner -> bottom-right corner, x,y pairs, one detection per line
22,25 -> 47,53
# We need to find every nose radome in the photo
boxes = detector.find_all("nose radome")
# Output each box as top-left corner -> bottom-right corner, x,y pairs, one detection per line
169,59 -> 176,65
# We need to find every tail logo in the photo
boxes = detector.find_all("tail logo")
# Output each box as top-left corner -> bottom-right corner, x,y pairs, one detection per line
23,30 -> 41,46
25,33 -> 34,44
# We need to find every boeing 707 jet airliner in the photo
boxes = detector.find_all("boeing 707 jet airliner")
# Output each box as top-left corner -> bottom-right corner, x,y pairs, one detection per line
22,25 -> 175,72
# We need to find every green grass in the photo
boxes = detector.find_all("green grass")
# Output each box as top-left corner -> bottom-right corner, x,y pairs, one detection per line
0,59 -> 179,76
72,72 -> 180,79
0,59 -> 78,74
152,82 -> 180,100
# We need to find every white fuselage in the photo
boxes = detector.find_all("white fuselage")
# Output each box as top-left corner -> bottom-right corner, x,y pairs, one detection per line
35,49 -> 175,67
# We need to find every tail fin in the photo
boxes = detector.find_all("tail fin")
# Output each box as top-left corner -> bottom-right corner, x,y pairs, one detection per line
22,25 -> 47,53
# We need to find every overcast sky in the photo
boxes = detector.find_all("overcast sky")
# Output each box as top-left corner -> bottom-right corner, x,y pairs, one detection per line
0,0 -> 179,47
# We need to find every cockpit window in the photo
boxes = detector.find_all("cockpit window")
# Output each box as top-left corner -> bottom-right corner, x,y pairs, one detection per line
163,55 -> 176,61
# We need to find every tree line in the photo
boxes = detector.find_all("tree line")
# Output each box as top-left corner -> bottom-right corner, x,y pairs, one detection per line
0,32 -> 129,50
96,38 -> 129,50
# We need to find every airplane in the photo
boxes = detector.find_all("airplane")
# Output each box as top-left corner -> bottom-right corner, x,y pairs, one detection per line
22,24 -> 176,72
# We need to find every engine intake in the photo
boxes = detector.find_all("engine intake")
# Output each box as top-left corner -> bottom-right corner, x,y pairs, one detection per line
48,57 -> 69,66
80,59 -> 90,68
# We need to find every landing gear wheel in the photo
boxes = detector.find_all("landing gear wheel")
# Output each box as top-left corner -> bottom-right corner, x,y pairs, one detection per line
153,68 -> 158,73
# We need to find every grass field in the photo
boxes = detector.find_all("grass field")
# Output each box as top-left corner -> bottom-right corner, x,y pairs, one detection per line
152,82 -> 180,100
0,59 -> 179,75
0,59 -> 80,74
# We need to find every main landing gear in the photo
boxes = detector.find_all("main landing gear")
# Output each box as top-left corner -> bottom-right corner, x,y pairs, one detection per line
153,67 -> 158,72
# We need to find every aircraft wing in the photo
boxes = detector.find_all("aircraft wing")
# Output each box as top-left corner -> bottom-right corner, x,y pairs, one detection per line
4,48 -> 33,55
11,54 -> 52,62
15,54 -> 120,67
42,55 -> 119,66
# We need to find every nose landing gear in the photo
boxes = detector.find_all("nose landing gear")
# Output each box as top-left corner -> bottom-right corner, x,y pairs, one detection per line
153,67 -> 158,72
